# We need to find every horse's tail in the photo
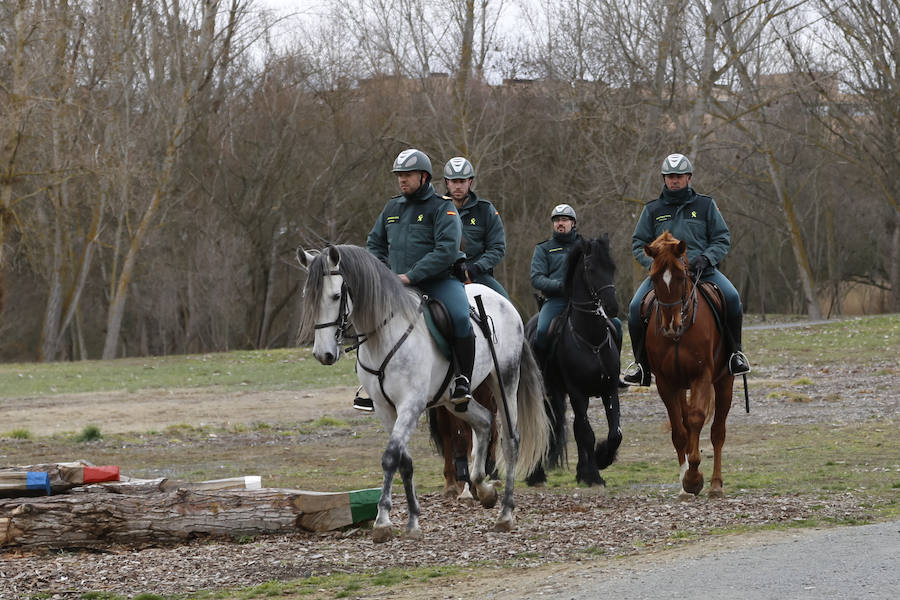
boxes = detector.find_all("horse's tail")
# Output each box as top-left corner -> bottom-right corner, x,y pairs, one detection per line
426,407 -> 444,455
512,341 -> 551,479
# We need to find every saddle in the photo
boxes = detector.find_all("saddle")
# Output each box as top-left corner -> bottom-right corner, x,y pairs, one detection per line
640,282 -> 726,331
423,296 -> 484,360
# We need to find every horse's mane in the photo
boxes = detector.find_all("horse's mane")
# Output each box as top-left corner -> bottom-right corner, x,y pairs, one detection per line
647,231 -> 686,278
563,235 -> 616,296
298,245 -> 421,340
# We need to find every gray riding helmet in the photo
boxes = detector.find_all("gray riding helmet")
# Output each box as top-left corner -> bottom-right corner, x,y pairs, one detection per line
392,149 -> 432,177
443,156 -> 475,179
661,153 -> 693,175
550,203 -> 576,221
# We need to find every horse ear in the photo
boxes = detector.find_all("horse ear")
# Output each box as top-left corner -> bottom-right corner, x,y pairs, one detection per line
325,245 -> 341,270
676,240 -> 687,256
644,244 -> 656,258
296,246 -> 317,270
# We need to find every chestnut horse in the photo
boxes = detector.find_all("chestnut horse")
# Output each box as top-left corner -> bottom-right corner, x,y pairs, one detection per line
428,389 -> 499,502
643,231 -> 734,498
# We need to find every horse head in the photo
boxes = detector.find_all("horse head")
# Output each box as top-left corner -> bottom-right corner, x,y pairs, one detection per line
644,231 -> 692,338
565,235 -> 618,319
297,245 -> 352,365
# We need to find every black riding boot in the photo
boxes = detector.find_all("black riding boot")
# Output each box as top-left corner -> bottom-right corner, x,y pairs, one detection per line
451,333 -> 476,411
726,311 -> 751,375
622,321 -> 651,386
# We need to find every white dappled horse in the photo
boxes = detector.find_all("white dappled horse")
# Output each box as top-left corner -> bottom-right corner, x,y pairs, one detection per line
297,244 -> 549,542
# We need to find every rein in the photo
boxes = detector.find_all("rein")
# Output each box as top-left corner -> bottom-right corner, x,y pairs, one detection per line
567,256 -> 618,356
313,269 -> 452,410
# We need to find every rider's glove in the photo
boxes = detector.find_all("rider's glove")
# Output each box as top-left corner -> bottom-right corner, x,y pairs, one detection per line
465,262 -> 482,278
689,254 -> 711,275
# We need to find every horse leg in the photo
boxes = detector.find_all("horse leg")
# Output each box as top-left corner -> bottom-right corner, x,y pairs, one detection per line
709,376 -> 735,498
569,391 -> 604,486
475,386 -> 500,481
495,387 -> 520,532
595,386 -> 622,470
397,446 -> 423,539
657,381 -> 693,499
458,398 -> 497,509
373,414 -> 421,543
452,421 -> 476,504
681,380 -> 713,496
433,408 -> 460,498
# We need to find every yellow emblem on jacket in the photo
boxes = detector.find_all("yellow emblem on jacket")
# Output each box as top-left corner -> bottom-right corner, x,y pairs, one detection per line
417,214 -> 423,222
470,218 -> 476,225
691,210 -> 697,218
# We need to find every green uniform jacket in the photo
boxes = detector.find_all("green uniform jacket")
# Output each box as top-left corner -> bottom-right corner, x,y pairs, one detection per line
632,186 -> 730,270
530,231 -> 581,297
367,183 -> 464,285
457,191 -> 506,273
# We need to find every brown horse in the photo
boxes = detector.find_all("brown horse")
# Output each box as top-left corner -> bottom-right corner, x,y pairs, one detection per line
428,385 -> 499,502
643,231 -> 734,498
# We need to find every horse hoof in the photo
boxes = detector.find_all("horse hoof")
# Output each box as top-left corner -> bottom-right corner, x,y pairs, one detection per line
479,486 -> 498,509
708,487 -> 725,499
494,515 -> 516,532
458,494 -> 476,506
678,491 -> 697,502
372,526 -> 394,543
682,473 -> 704,495
577,474 -> 606,487
442,486 -> 459,498
403,527 -> 424,541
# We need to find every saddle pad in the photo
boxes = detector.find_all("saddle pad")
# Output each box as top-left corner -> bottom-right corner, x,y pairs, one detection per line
641,283 -> 726,330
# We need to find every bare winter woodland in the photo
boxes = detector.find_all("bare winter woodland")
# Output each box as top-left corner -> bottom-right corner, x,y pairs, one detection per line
0,0 -> 898,362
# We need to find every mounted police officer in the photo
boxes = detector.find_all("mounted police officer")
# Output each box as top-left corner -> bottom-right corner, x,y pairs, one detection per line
531,204 -> 624,376
443,156 -> 509,299
622,153 -> 751,386
364,149 -> 476,408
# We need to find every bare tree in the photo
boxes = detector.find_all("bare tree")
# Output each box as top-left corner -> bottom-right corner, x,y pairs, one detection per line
101,0 -> 248,359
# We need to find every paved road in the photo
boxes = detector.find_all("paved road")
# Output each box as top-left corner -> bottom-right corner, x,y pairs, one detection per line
534,521 -> 899,600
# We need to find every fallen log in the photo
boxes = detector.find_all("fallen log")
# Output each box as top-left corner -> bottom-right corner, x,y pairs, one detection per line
0,487 -> 380,549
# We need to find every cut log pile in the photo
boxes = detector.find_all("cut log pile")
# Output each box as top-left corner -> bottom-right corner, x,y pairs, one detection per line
0,461 -> 379,549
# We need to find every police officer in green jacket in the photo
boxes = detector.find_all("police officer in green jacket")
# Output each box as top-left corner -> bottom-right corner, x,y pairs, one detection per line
530,204 -> 580,359
443,156 -> 509,299
622,153 -> 751,386
531,204 -> 624,368
366,149 -> 476,408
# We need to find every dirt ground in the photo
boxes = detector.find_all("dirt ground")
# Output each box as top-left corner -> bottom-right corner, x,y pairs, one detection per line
3,355 -> 896,437
0,358 -> 897,599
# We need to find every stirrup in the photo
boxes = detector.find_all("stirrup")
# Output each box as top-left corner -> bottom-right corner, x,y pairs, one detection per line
622,362 -> 650,387
729,351 -> 751,376
450,376 -> 473,403
352,386 -> 374,412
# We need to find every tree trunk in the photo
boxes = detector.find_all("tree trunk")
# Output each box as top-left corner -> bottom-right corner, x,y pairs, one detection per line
1,487 -> 380,549
891,212 -> 900,312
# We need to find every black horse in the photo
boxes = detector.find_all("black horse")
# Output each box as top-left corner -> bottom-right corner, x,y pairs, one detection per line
525,235 -> 623,486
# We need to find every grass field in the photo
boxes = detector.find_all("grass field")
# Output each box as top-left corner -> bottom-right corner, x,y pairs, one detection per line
0,314 -> 897,600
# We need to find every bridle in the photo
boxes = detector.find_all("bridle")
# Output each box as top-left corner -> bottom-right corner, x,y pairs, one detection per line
312,267 -> 441,409
313,270 -> 356,348
653,255 -> 700,340
567,252 -> 618,355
